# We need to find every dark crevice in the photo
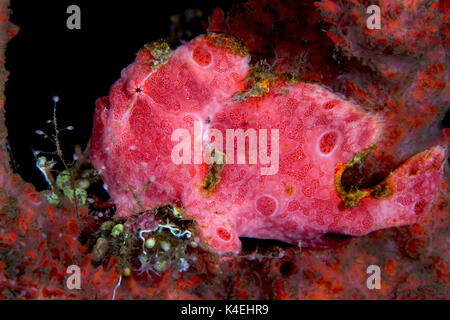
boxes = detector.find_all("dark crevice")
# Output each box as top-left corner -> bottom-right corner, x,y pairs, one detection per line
239,237 -> 295,253
279,261 -> 297,277
320,232 -> 354,246
443,108 -> 450,129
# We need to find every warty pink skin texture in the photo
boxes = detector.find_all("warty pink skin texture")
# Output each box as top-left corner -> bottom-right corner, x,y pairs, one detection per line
91,34 -> 445,254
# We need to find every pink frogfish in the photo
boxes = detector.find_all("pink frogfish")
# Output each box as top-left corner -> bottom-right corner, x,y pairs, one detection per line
90,33 -> 445,254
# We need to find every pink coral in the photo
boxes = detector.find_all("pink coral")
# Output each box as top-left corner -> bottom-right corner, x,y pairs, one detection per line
90,33 -> 445,254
